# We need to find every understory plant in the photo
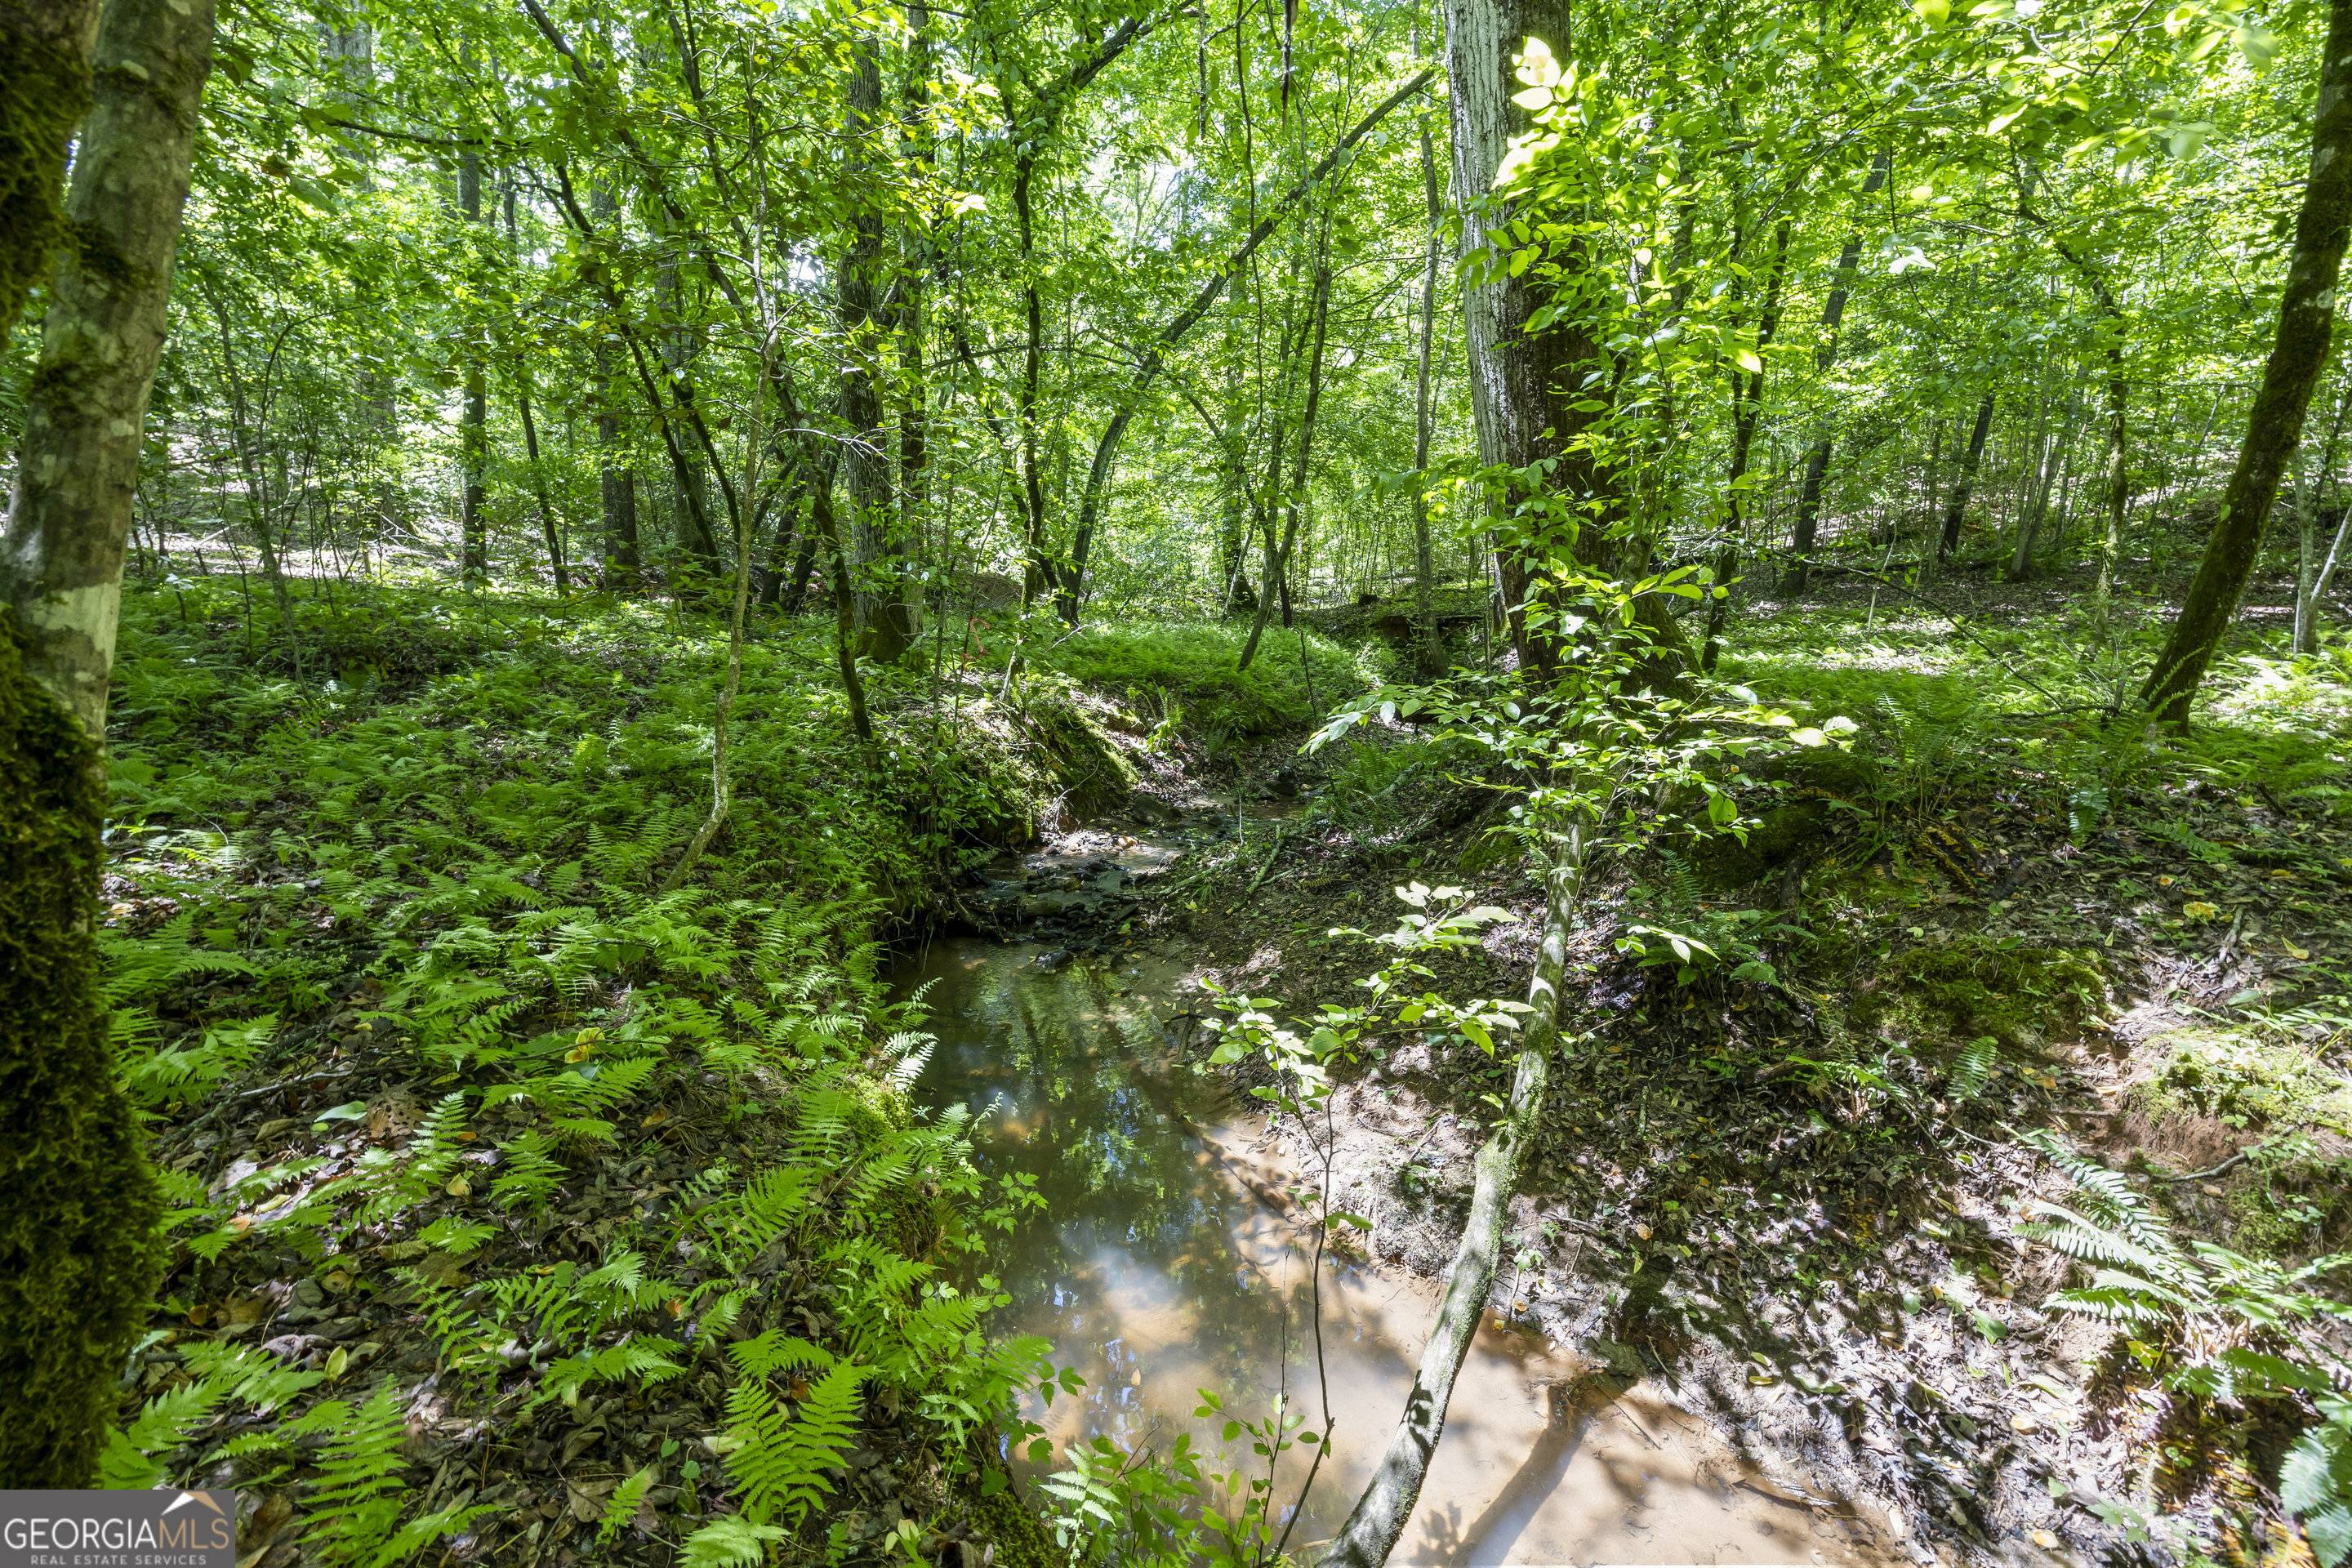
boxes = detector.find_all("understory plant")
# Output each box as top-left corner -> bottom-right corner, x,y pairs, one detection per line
2021,1129 -> 2352,1564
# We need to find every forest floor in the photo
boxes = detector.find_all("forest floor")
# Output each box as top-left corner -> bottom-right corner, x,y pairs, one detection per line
91,564 -> 2352,1568
1010,576 -> 2352,1568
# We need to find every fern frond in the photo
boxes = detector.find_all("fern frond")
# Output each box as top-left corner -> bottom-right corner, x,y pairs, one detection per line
1948,1035 -> 1998,1102
679,1516 -> 788,1567
538,1336 -> 685,1408
729,1333 -> 835,1379
599,1463 -> 661,1546
97,1380 -> 227,1489
719,1359 -> 866,1526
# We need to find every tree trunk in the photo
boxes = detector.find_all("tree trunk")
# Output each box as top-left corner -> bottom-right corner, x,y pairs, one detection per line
516,380 -> 568,595
654,260 -> 719,571
1703,218 -> 1791,671
590,179 -> 640,586
0,0 -> 208,1484
1219,330 -> 1257,612
1410,80 -> 1444,675
1937,393 -> 1997,562
1238,259 -> 1332,673
0,0 -> 100,360
2142,0 -> 2352,724
1326,813 -> 1586,1566
897,0 -> 934,651
1784,151 -> 1892,591
1439,0 -> 1690,688
459,145 -> 488,580
1442,0 -> 1583,678
2292,378 -> 2351,651
839,30 -> 908,662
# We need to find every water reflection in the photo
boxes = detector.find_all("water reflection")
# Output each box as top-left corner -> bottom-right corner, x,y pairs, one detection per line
897,937 -> 1899,1565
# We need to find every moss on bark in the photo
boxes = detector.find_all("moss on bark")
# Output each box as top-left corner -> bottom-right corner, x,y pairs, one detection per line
0,608 -> 165,1485
0,3 -> 97,358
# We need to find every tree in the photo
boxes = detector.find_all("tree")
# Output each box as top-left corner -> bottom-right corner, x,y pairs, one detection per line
0,0 -> 100,357
0,0 -> 214,1484
2141,0 -> 2352,725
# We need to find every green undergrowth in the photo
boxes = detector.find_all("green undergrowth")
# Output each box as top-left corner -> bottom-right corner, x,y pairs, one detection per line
91,577 -> 1110,1563
1020,619 -> 1383,739
1850,938 -> 2109,1056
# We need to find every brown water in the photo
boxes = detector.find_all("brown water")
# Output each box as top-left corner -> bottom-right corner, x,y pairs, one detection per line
898,937 -> 1900,1566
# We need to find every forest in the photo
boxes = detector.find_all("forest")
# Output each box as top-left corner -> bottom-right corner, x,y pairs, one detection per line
4,0 -> 2352,1561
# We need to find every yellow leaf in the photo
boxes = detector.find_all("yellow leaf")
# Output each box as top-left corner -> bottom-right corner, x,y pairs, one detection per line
324,1347 -> 349,1380
447,1174 -> 471,1197
1735,349 -> 1763,375
2182,901 -> 2219,920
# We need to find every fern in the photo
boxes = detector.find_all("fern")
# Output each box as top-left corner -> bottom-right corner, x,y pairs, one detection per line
491,1129 -> 568,1209
97,1380 -> 227,1489
303,1387 -> 489,1567
2283,1405 -> 2352,1568
599,1463 -> 662,1545
729,1332 -> 835,1379
718,1359 -> 866,1526
537,1335 -> 685,1410
1947,1034 -> 1998,1102
679,1516 -> 788,1567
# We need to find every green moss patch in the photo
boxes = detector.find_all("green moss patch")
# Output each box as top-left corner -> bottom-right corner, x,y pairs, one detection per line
1848,937 -> 2108,1057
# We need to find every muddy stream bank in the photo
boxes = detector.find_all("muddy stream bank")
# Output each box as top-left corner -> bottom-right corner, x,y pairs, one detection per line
890,920 -> 1901,1566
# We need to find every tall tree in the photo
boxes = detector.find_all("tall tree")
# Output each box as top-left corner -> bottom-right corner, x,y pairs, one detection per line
457,138 -> 488,580
2141,0 -> 2352,725
0,0 -> 214,1485
1784,150 -> 1891,590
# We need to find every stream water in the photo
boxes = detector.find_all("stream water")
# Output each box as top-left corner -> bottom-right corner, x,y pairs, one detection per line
894,934 -> 1901,1566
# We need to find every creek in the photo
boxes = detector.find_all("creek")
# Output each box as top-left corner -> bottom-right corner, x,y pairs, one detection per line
893,877 -> 1903,1566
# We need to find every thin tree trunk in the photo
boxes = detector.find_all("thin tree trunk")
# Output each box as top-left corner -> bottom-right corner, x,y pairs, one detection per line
589,179 -> 640,586
2143,0 -> 2352,724
1059,69 -> 1437,626
1239,259 -> 1333,673
838,29 -> 906,661
459,141 -> 488,580
2293,377 -> 2351,650
1937,393 -> 1997,562
516,380 -> 568,594
1219,327 -> 1256,612
1704,218 -> 1791,671
1785,151 -> 1893,591
0,0 -> 209,1486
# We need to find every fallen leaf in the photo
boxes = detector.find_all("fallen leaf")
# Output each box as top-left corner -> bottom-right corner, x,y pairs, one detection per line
446,1174 -> 470,1197
414,1251 -> 468,1288
2201,1183 -> 2225,1197
566,1479 -> 615,1522
2009,1413 -> 2038,1433
2031,1530 -> 2061,1550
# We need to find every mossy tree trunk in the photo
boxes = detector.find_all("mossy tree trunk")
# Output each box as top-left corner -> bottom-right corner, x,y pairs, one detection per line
2140,0 -> 2352,726
0,0 -> 100,359
2,0 -> 216,738
0,0 -> 213,1485
0,612 -> 164,1485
